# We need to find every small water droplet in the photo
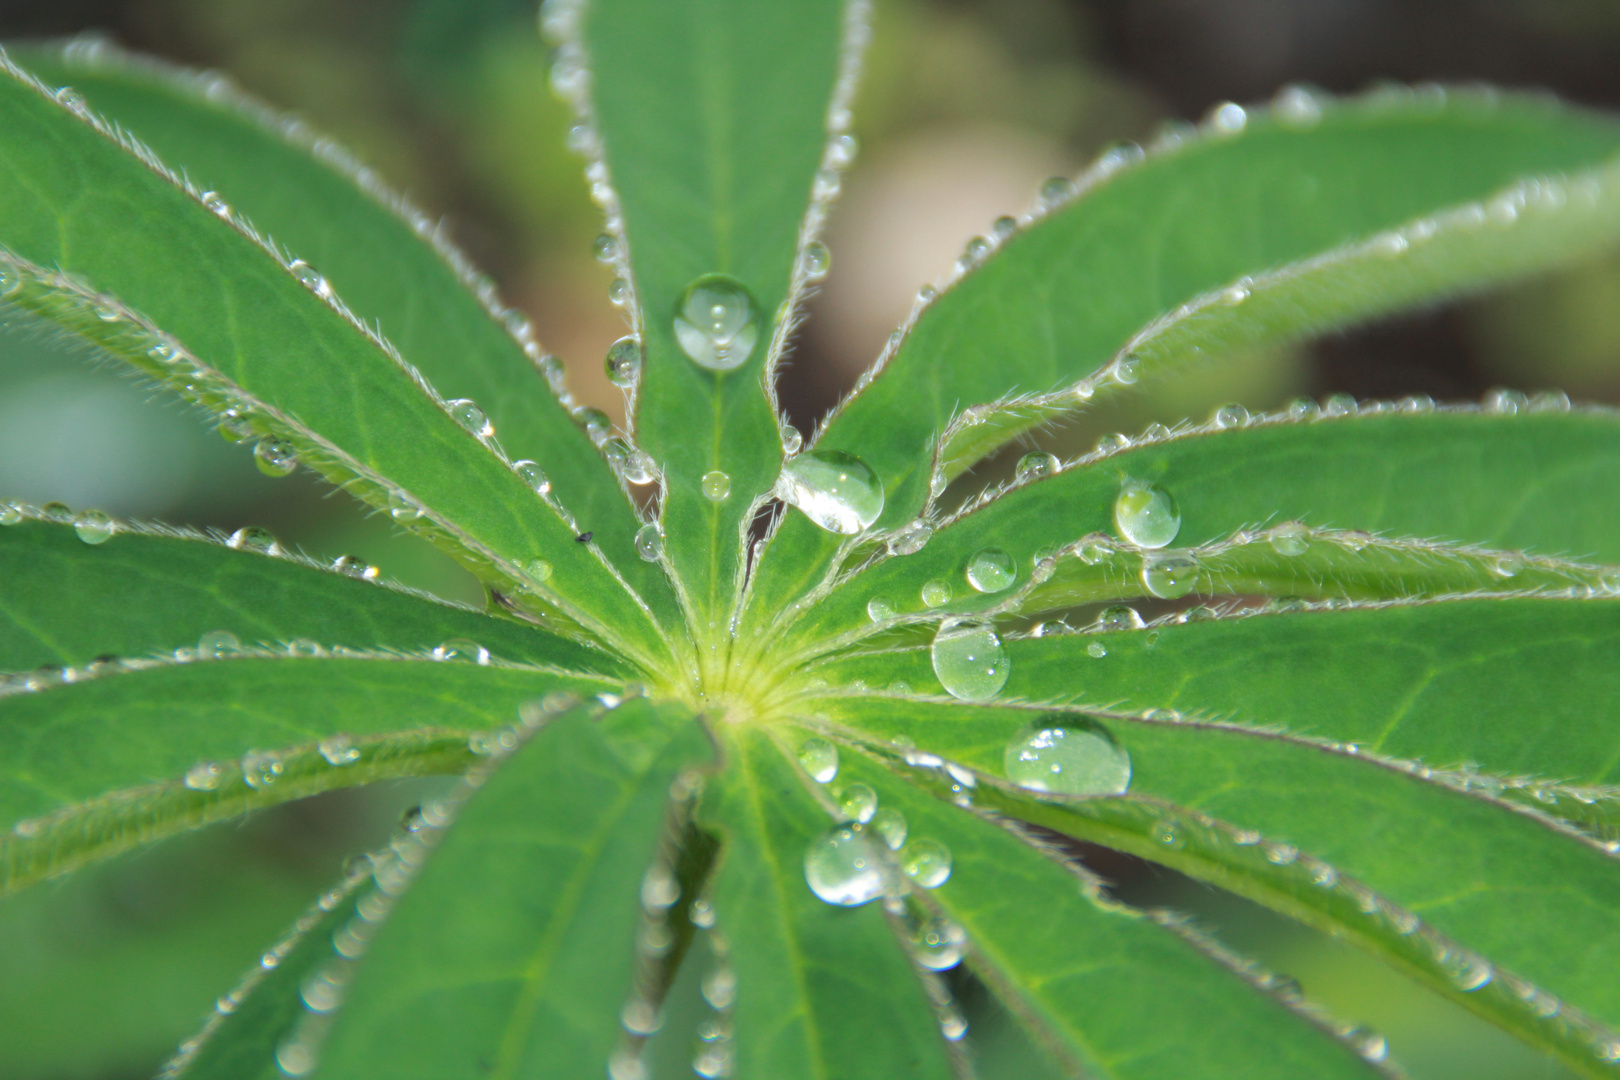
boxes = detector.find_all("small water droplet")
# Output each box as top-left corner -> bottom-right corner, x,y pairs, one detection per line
1016,451 -> 1060,482
775,449 -> 884,534
607,277 -> 631,305
901,838 -> 952,888
931,621 -> 1009,702
674,275 -> 760,371
1096,605 -> 1145,633
1287,396 -> 1321,420
801,241 -> 831,282
604,337 -> 642,386
921,579 -> 952,608
1114,480 -> 1181,549
0,502 -> 21,527
620,449 -> 657,485
1529,389 -> 1571,412
72,509 -> 115,545
701,965 -> 737,1010
1112,354 -> 1142,385
228,526 -> 281,555
287,259 -> 329,296
317,733 -> 361,766
1038,176 -> 1075,208
1141,550 -> 1199,599
184,761 -> 225,791
1484,387 -> 1528,415
1273,84 -> 1325,128
1006,718 -> 1131,796
387,491 -> 423,521
253,438 -> 298,477
329,554 -> 377,580
866,597 -> 895,622
198,630 -> 242,658
885,521 -> 933,557
635,523 -> 662,562
448,399 -> 494,438
521,558 -> 553,586
797,737 -> 838,783
1323,393 -> 1357,416
592,233 -> 617,261
869,807 -> 908,851
432,639 -> 490,664
41,502 -> 73,523
241,749 -> 284,789
200,190 -> 230,217
911,915 -> 966,971
1212,403 -> 1250,429
838,783 -> 878,824
804,823 -> 884,906
1207,100 -> 1248,133
779,421 -> 803,455
1268,521 -> 1311,556
965,548 -> 1016,593
510,459 -> 551,497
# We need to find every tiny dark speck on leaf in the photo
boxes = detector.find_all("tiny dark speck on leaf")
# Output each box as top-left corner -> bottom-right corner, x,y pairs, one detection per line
576,531 -> 593,543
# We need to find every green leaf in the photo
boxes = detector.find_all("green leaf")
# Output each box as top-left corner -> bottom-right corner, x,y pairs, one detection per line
309,696 -> 713,1080
0,56 -> 672,667
160,862 -> 370,1080
780,409 -> 1620,651
1,654 -> 616,894
698,726 -> 957,1080
824,743 -> 1387,1080
577,0 -> 854,630
0,514 -> 617,673
814,88 -> 1620,530
808,691 -> 1620,1075
8,38 -> 669,615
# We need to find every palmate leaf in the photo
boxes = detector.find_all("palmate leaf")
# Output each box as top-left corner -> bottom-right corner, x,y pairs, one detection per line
570,0 -> 857,633
0,53 -> 674,669
740,88 -> 1620,636
7,38 -> 670,616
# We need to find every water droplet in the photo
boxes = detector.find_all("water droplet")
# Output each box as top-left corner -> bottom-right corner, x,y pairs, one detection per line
1113,480 -> 1181,549
1484,387 -> 1528,415
317,733 -> 361,766
1273,84 -> 1325,128
870,807 -> 907,850
253,438 -> 298,477
866,597 -> 895,622
1141,550 -> 1199,599
695,469 -> 733,503
387,491 -> 423,521
73,509 -> 115,545
1344,1025 -> 1388,1062
887,521 -> 933,556
607,277 -> 631,306
801,241 -> 830,282
1016,451 -> 1060,482
329,554 -> 378,581
228,526 -> 281,555
620,449 -> 657,485
838,783 -> 878,824
512,460 -> 551,496
701,965 -> 737,1010
198,630 -> 242,658
921,579 -> 952,608
592,233 -> 617,261
901,838 -> 952,888
804,823 -> 884,906
1268,521 -> 1311,556
432,639 -> 490,664
0,263 -> 21,297
1005,719 -> 1131,796
0,502 -> 21,527
448,399 -> 494,438
1096,605 -> 1145,632
1287,396 -> 1321,420
775,449 -> 884,534
604,337 -> 641,386
966,548 -> 1016,593
931,621 -> 1009,702
767,426 -> 800,463
797,738 -> 838,783
1038,176 -> 1075,208
1529,389 -> 1571,412
1397,394 -> 1435,413
1152,820 -> 1184,848
911,916 -> 966,970
184,761 -> 225,791
635,523 -> 662,562
1207,101 -> 1248,133
41,502 -> 73,523
1086,642 -> 1105,659
1212,403 -> 1250,429
674,275 -> 759,371
1323,393 -> 1357,417
288,259 -> 329,296
241,749 -> 284,789
523,558 -> 554,586
201,190 -> 231,217
1112,354 -> 1142,385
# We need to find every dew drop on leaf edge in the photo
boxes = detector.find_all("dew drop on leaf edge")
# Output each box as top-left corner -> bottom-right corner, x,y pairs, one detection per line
775,448 -> 884,534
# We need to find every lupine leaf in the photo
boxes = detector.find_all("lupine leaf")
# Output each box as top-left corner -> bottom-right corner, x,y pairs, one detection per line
0,655 -> 618,894
698,725 -> 957,1080
309,697 -> 713,1080
0,56 -> 672,668
782,408 -> 1620,651
8,39 -> 671,615
0,514 -> 617,673
577,0 -> 854,631
823,743 -> 1387,1080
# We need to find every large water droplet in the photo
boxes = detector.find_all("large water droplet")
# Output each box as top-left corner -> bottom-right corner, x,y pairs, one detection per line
674,275 -> 759,371
1141,550 -> 1199,599
253,438 -> 298,478
901,838 -> 952,888
1005,719 -> 1131,796
965,548 -> 1016,593
605,337 -> 641,386
1114,480 -> 1180,549
871,807 -> 908,850
931,621 -> 1009,702
798,737 -> 838,783
775,449 -> 884,534
1016,451 -> 1059,482
701,470 -> 731,502
73,509 -> 115,545
635,524 -> 663,562
921,579 -> 952,608
804,824 -> 884,906
448,399 -> 494,438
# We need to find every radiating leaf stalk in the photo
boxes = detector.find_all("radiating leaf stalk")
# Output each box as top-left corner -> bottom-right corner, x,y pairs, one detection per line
849,734 -> 1620,1079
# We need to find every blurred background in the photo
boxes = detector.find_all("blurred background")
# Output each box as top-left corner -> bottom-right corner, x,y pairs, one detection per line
1,0 -> 1617,1076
